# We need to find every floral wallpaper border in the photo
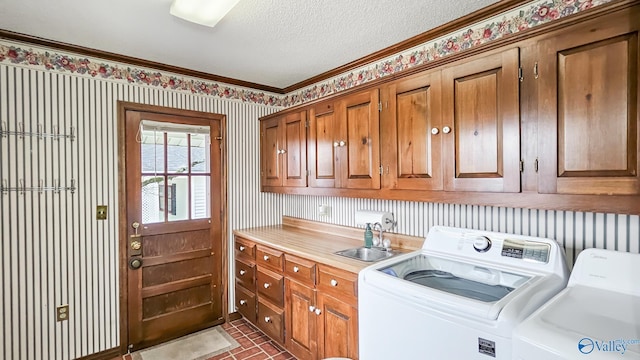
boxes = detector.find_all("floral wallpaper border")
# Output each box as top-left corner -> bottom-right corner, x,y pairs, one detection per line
0,0 -> 614,107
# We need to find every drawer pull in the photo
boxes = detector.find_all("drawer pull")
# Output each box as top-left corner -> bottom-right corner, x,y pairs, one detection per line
239,270 -> 246,276
330,279 -> 339,287
264,316 -> 271,323
239,245 -> 245,251
293,266 -> 300,273
263,283 -> 271,289
239,299 -> 246,306
315,308 -> 322,316
309,305 -> 316,312
263,255 -> 270,261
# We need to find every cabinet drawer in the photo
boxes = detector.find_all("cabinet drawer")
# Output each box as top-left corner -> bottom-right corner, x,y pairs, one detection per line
257,299 -> 285,344
235,259 -> 256,290
317,265 -> 358,303
235,284 -> 256,323
256,245 -> 284,271
257,267 -> 285,307
235,237 -> 256,260
285,254 -> 316,286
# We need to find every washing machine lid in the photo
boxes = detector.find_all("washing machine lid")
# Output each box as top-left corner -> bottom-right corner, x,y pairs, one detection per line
514,285 -> 640,358
379,253 -> 531,303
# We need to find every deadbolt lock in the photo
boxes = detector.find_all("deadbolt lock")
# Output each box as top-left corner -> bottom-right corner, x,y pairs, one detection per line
131,240 -> 142,250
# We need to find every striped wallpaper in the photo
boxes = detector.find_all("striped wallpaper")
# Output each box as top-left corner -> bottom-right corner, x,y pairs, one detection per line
0,63 -> 281,360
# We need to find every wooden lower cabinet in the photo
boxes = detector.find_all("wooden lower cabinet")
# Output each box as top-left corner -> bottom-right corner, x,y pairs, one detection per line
316,292 -> 359,360
285,279 -> 317,360
235,236 -> 359,360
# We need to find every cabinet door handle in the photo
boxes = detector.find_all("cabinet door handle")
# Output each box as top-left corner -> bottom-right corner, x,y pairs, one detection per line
330,279 -> 338,287
239,299 -> 247,305
263,255 -> 270,261
263,282 -> 271,289
431,127 -> 439,135
309,305 -> 316,312
264,316 -> 271,323
315,308 -> 322,316
239,270 -> 246,276
293,266 -> 300,273
239,245 -> 245,251
442,126 -> 451,134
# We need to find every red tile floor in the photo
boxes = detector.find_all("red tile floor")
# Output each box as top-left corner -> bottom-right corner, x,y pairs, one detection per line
211,318 -> 297,360
120,318 -> 297,360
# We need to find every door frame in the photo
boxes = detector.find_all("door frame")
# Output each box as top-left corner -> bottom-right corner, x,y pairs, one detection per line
117,101 -> 228,354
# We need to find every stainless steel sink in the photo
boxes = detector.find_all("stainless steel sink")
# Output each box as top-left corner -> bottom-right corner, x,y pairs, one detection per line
334,247 -> 396,262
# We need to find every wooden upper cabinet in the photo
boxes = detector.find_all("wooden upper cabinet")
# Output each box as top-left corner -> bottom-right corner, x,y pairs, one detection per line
381,70 -> 443,190
441,47 -> 521,192
309,89 -> 381,189
338,88 -> 381,189
308,101 -> 338,188
261,110 -> 307,188
537,18 -> 640,195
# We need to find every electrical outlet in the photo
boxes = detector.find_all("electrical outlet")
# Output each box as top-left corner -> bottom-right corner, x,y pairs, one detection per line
56,305 -> 69,322
96,205 -> 107,220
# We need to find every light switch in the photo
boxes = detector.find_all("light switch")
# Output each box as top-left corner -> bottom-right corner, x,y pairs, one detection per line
96,205 -> 107,220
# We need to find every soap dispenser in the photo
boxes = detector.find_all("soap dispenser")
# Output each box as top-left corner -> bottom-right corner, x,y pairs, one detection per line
364,223 -> 374,248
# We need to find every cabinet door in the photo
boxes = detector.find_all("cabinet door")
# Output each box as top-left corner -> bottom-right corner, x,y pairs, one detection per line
337,88 -> 381,189
282,111 -> 308,187
381,70 -> 443,190
442,47 -> 521,192
308,101 -> 338,188
538,19 -> 640,195
285,279 -> 317,360
316,293 -> 358,360
261,117 -> 282,187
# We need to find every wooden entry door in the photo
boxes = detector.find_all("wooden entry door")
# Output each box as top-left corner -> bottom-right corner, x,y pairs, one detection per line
120,103 -> 226,351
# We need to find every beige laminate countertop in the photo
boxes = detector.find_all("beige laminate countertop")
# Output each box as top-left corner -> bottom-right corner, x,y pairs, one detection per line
233,218 -> 424,274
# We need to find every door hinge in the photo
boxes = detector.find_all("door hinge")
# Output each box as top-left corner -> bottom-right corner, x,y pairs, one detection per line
518,67 -> 524,82
378,102 -> 383,112
305,120 -> 309,128
214,136 -> 223,140
519,160 -> 524,173
379,165 -> 384,175
534,158 -> 539,173
534,62 -> 539,79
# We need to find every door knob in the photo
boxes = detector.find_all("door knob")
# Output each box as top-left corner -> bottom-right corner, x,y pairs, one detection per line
330,279 -> 338,287
339,140 -> 346,147
129,258 -> 142,270
264,283 -> 271,289
333,142 -> 339,147
263,255 -> 270,261
293,266 -> 300,273
264,316 -> 271,323
315,308 -> 322,315
239,270 -> 246,276
239,300 -> 247,306
239,245 -> 245,251
442,126 -> 451,134
431,127 -> 439,135
309,306 -> 316,312
130,240 -> 142,250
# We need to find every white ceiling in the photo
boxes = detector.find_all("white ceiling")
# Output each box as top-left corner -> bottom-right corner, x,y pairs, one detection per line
0,0 -> 499,90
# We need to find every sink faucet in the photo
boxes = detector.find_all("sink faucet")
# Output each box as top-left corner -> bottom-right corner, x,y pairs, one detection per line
372,222 -> 390,250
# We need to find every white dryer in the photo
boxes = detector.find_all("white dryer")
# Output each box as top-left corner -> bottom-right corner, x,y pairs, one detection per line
358,226 -> 569,360
513,248 -> 640,359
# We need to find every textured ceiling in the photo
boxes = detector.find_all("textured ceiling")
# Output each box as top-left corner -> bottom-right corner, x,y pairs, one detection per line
0,0 -> 500,89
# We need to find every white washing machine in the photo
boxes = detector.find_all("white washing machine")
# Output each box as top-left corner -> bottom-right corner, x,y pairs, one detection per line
513,248 -> 640,359
358,226 -> 569,360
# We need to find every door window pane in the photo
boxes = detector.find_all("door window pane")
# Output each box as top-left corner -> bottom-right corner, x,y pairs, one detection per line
141,130 -> 165,173
167,132 -> 189,173
191,134 -> 209,173
167,176 -> 189,222
191,176 -> 210,219
142,176 -> 165,224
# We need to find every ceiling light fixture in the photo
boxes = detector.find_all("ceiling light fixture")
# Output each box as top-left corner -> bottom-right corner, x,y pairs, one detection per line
170,0 -> 241,27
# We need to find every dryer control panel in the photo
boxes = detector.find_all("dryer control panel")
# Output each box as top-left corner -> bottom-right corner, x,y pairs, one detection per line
501,239 -> 551,263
